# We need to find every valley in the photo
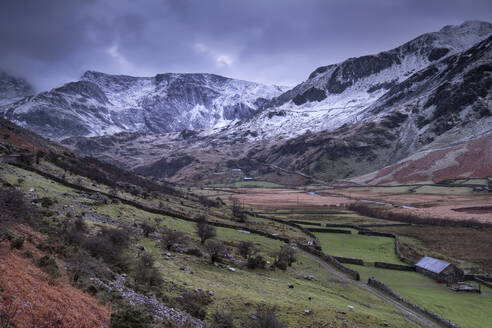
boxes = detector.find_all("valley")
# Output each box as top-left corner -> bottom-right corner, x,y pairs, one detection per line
0,16 -> 491,328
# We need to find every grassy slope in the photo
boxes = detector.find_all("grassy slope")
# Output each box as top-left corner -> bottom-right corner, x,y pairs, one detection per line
0,163 -> 421,327
351,265 -> 492,328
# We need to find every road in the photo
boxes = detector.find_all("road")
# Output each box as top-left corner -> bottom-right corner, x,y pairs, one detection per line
298,248 -> 443,328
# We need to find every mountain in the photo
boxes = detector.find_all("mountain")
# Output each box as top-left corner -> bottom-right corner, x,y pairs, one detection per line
250,33 -> 492,181
60,21 -> 492,184
3,21 -> 492,184
230,20 -> 492,139
0,71 -> 34,106
0,71 -> 287,140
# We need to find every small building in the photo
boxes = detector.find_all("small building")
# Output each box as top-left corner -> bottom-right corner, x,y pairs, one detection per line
415,256 -> 464,283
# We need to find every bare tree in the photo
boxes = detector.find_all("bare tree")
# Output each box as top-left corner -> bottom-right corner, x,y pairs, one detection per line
238,241 -> 256,259
196,217 -> 216,244
204,240 -> 227,264
160,228 -> 186,250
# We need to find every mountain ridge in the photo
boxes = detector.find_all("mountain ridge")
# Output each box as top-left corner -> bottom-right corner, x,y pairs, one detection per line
2,20 -> 491,184
0,71 -> 287,139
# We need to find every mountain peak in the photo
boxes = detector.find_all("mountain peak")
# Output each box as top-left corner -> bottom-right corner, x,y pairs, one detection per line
440,20 -> 492,33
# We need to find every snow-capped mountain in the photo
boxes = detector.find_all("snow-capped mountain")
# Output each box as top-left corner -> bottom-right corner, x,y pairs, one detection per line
231,20 -> 492,139
0,71 -> 287,140
64,24 -> 492,183
0,71 -> 34,106
2,20 -> 491,184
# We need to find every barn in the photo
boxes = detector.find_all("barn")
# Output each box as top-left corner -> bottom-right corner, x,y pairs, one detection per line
415,256 -> 464,283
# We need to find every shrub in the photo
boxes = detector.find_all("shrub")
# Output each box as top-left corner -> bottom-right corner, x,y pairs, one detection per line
205,240 -> 227,264
38,197 -> 56,208
66,250 -> 112,285
160,228 -> 186,250
252,306 -> 283,328
110,305 -> 154,328
83,228 -> 130,270
184,247 -> 203,257
274,246 -> 296,270
140,222 -> 155,238
198,195 -> 220,208
274,261 -> 288,271
132,252 -> 163,291
64,218 -> 88,245
238,241 -> 256,259
23,250 -> 34,258
196,217 -> 216,244
247,255 -> 266,270
0,189 -> 32,222
176,290 -> 212,320
19,154 -> 33,165
37,255 -> 61,278
212,310 -> 235,328
10,237 -> 24,249
73,217 -> 88,232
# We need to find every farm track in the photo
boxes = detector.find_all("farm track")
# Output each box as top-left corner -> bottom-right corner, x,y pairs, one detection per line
298,249 -> 443,328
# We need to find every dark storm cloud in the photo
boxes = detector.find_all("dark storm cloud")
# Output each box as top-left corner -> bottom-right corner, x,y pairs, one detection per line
1,0 -> 491,91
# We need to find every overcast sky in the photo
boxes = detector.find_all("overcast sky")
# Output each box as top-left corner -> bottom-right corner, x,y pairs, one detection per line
1,0 -> 491,91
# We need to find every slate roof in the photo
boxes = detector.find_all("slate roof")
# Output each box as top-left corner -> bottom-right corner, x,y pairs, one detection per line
415,256 -> 451,274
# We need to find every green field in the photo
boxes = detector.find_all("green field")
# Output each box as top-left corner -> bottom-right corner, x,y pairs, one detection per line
349,265 -> 492,328
315,230 -> 402,263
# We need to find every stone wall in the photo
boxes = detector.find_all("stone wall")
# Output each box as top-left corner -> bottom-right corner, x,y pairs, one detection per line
289,220 -> 321,226
298,244 -> 360,281
474,277 -> 492,289
374,262 -> 415,271
334,256 -> 364,265
307,228 -> 351,234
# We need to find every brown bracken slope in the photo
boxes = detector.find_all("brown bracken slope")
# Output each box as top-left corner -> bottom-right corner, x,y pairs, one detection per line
353,135 -> 492,185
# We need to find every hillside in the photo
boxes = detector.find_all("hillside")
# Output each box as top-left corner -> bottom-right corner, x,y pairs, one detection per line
0,118 -> 440,328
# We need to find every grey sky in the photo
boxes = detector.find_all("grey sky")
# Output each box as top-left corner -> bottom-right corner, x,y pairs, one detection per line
1,0 -> 491,91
